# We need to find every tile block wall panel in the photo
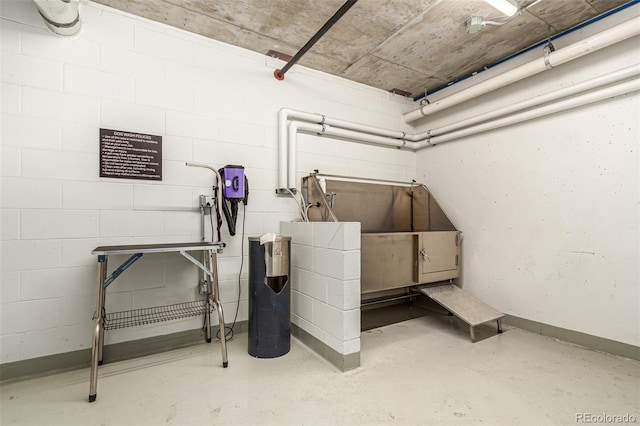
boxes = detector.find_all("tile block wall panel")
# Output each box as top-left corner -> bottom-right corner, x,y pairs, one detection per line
22,87 -> 100,125
60,294 -> 96,326
313,301 -> 345,339
1,272 -> 20,304
20,266 -> 95,301
282,221 -> 361,356
20,210 -> 98,240
299,269 -> 327,302
166,110 -> 219,140
134,27 -> 193,64
100,99 -> 165,136
343,309 -> 361,340
135,79 -> 194,113
312,248 -> 360,280
1,114 -> 62,149
219,119 -> 265,147
63,181 -> 133,210
21,150 -> 97,181
64,64 -> 134,102
192,139 -> 242,166
292,291 -> 313,323
291,243 -> 313,271
1,209 -> 20,240
82,8 -> 134,49
163,258 -> 201,289
1,240 -> 61,272
0,335 -> 20,364
0,145 -> 20,177
104,258 -> 165,293
0,299 -> 61,334
19,324 -> 91,360
240,147 -> 278,170
132,287 -> 199,310
296,316 -> 329,346
163,211 -> 200,237
99,211 -> 164,238
133,184 -> 193,210
1,83 -> 20,114
1,51 -> 62,91
1,178 -> 61,209
218,278 -> 248,304
281,222 -> 313,246
312,222 -> 361,250
62,122 -> 100,153
327,278 -> 360,310
21,27 -> 100,68
61,237 -> 133,268
100,45 -> 164,81
0,129 -> 14,158
165,61 -> 218,91
0,19 -> 20,52
163,135 -> 193,162
326,334 -> 360,355
312,222 -> 340,249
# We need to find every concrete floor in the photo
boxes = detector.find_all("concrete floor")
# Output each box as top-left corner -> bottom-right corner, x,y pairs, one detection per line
1,315 -> 638,426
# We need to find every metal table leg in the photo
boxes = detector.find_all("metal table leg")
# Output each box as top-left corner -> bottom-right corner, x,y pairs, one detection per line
209,251 -> 228,368
203,252 -> 213,343
497,318 -> 503,334
89,255 -> 107,403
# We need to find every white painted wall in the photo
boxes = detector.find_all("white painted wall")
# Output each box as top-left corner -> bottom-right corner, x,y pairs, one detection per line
414,7 -> 640,346
0,1 -> 415,364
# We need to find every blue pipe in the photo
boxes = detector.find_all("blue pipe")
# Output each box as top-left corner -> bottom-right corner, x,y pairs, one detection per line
413,0 -> 640,102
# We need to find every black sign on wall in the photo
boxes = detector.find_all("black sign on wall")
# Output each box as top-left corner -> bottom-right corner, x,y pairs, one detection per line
100,128 -> 162,180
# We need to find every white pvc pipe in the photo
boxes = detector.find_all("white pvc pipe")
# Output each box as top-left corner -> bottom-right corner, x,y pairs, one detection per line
32,0 -> 81,37
421,63 -> 640,138
279,108 -> 320,189
413,78 -> 640,148
287,120 -> 405,188
277,17 -> 640,189
279,69 -> 640,187
402,15 -> 640,123
279,107 -> 411,189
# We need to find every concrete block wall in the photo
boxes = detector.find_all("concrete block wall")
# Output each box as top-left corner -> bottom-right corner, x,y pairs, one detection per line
0,1 -> 415,365
280,222 -> 361,357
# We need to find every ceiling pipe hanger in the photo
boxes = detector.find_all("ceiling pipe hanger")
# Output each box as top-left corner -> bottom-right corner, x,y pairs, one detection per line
273,0 -> 358,81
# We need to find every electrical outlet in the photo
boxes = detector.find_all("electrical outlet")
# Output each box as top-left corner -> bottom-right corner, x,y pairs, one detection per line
199,194 -> 215,208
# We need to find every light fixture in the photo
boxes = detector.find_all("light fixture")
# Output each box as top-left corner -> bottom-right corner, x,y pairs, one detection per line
466,0 -> 522,33
484,0 -> 518,17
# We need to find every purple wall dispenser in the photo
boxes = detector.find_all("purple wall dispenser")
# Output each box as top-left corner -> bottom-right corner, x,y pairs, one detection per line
221,165 -> 245,199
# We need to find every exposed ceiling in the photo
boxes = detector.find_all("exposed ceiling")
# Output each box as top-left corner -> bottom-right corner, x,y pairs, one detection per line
93,0 -> 630,98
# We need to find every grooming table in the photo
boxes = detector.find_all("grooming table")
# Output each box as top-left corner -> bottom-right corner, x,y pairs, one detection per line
88,242 -> 227,403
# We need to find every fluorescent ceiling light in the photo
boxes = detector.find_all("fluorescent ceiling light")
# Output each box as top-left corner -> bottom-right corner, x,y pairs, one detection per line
484,0 -> 518,17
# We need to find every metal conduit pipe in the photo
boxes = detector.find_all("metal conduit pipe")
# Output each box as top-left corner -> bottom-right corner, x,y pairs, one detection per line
402,15 -> 640,123
274,0 -> 358,80
413,78 -> 640,148
416,63 -> 640,139
32,0 -> 81,37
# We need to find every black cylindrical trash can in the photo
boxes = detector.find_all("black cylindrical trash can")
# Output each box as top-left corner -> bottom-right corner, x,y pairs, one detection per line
248,236 -> 291,358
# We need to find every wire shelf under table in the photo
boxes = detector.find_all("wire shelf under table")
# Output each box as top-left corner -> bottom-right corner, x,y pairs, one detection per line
103,300 -> 210,330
